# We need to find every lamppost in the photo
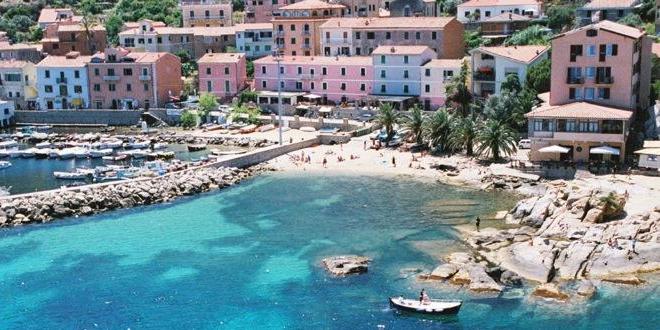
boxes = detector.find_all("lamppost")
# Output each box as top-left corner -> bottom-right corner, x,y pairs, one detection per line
274,50 -> 284,145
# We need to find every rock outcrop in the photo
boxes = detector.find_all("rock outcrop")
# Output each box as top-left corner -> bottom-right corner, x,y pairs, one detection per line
532,283 -> 569,300
322,256 -> 370,276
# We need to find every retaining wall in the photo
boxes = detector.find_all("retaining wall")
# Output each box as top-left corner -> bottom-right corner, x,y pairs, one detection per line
14,110 -> 151,126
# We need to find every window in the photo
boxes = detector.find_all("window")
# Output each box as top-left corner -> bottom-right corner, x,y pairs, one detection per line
404,32 -> 409,40
144,83 -> 149,91
587,45 -> 596,56
380,70 -> 386,78
606,44 -> 618,56
403,70 -> 409,79
322,82 -> 327,90
262,80 -> 267,88
385,32 -> 391,40
127,84 -> 132,92
569,87 -> 583,100
586,29 -> 598,37
290,24 -> 296,31
45,70 -> 50,78
586,67 -> 595,79
107,68 -> 115,76
206,67 -> 212,75
261,66 -> 266,74
570,45 -> 583,62
380,55 -> 385,64
425,68 -> 431,77
360,83 -> 365,91
74,70 -> 80,78
45,85 -> 53,93
425,84 -> 430,93
93,84 -> 101,92
367,32 -> 375,39
94,68 -> 100,76
290,38 -> 296,44
403,85 -> 409,94
415,32 -> 420,40
598,87 -> 610,99
465,11 -> 470,18
280,66 -> 284,74
341,68 -> 346,76
485,11 -> 491,17
380,84 -> 386,93
343,32 -> 348,39
224,67 -> 230,75
322,67 -> 327,75
225,81 -> 230,92
584,87 -> 595,100
325,32 -> 330,39
360,68 -> 366,76
109,84 -> 116,92
340,83 -> 346,91
403,55 -> 409,64
310,82 -> 315,90
355,32 -> 361,39
123,68 -> 133,76
431,32 -> 437,40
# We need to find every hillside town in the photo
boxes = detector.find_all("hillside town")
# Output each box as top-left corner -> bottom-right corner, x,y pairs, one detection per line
0,0 -> 659,327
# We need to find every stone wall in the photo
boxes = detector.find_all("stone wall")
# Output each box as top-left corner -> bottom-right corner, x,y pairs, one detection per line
206,137 -> 320,169
14,110 -> 151,126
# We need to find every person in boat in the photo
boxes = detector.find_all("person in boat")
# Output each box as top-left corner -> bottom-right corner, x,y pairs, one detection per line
419,289 -> 430,304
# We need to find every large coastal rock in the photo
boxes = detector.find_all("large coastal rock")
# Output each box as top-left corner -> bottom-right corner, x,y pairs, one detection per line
532,283 -> 569,300
322,256 -> 370,276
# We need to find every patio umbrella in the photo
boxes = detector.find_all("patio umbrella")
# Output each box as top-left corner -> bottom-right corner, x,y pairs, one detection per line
590,146 -> 620,155
538,145 -> 570,153
304,94 -> 322,99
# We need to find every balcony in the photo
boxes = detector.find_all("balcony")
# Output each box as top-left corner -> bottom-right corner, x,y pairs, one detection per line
139,75 -> 152,81
595,76 -> 614,84
302,43 -> 311,49
56,77 -> 67,84
103,75 -> 120,81
566,76 -> 584,84
276,30 -> 285,37
550,131 -> 624,144
299,73 -> 314,80
473,71 -> 494,81
302,30 -> 311,36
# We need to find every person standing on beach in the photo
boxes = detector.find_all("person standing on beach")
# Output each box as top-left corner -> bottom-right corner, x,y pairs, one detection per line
392,156 -> 396,167
475,217 -> 481,231
323,157 -> 327,168
364,140 -> 367,150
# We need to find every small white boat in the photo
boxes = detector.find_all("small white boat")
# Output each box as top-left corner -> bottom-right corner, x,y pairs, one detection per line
53,171 -> 90,180
102,154 -> 129,162
389,297 -> 462,315
131,150 -> 149,159
90,148 -> 113,158
30,132 -> 49,141
0,140 -> 18,149
0,149 -> 11,158
211,149 -> 247,156
6,149 -> 22,158
35,141 -> 52,149
187,143 -> 207,151
20,148 -> 38,158
0,161 -> 11,170
127,141 -> 150,149
300,126 -> 317,132
57,148 -> 76,159
152,143 -> 167,150
73,148 -> 90,159
34,149 -> 51,159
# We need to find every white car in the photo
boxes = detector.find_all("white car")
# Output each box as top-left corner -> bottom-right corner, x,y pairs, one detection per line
518,139 -> 531,149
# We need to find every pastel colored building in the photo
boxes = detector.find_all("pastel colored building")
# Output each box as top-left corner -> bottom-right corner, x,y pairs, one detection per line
41,23 -> 107,56
0,100 -> 15,127
372,45 -> 436,109
119,20 -> 236,59
420,59 -> 463,110
319,17 -> 464,58
549,20 -> 652,111
339,0 -> 383,17
635,140 -> 660,170
470,45 -> 549,97
181,0 -> 233,27
244,0 -> 290,23
0,41 -> 43,63
480,12 -> 531,37
36,52 -> 92,110
386,0 -> 440,17
235,23 -> 274,58
37,8 -> 82,29
253,55 -> 373,105
457,0 -> 541,23
198,53 -> 248,100
576,0 -> 640,26
87,48 -> 183,109
273,0 -> 346,56
0,60 -> 38,110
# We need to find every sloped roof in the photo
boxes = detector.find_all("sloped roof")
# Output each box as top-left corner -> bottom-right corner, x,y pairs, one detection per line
525,102 -> 633,120
474,45 -> 548,64
38,8 -> 81,24
0,60 -> 31,69
372,45 -> 433,55
36,54 -> 93,67
583,0 -> 639,9
320,17 -> 456,29
198,52 -> 245,63
423,59 -> 464,68
482,12 -> 532,23
253,55 -> 372,66
552,20 -> 645,40
234,23 -> 273,31
279,0 -> 345,10
459,0 -> 540,7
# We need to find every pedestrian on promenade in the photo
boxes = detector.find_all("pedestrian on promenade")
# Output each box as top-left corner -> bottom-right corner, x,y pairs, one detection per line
475,217 -> 481,232
323,157 -> 327,168
392,156 -> 396,167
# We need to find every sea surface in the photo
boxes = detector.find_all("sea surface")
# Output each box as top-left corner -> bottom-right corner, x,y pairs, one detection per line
0,173 -> 656,329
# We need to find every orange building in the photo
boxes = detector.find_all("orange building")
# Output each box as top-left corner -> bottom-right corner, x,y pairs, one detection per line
41,22 -> 107,56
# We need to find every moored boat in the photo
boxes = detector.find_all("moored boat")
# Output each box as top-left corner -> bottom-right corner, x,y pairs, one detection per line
187,143 -> 207,151
90,148 -> 113,158
0,161 -> 11,170
53,171 -> 91,180
0,140 -> 18,149
389,296 -> 462,315
34,149 -> 51,159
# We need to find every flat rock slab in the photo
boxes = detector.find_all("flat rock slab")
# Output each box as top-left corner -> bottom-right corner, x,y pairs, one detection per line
322,255 -> 370,276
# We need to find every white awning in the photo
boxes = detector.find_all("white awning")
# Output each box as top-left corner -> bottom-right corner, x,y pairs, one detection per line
634,148 -> 660,156
304,93 -> 322,99
296,105 -> 310,110
318,106 -> 332,113
590,146 -> 620,155
538,145 -> 570,153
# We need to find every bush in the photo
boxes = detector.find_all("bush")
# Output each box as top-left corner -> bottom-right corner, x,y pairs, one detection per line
180,110 -> 198,129
230,105 -> 261,125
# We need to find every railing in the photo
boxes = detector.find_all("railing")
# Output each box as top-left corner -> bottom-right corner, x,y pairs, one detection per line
473,72 -> 495,81
139,75 -> 151,81
302,44 -> 311,49
529,131 -> 624,143
275,30 -> 285,37
103,75 -> 120,81
566,77 -> 584,84
595,76 -> 614,84
302,30 -> 311,36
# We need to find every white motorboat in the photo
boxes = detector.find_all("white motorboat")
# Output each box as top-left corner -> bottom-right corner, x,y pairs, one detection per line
20,148 -> 37,158
35,141 -> 52,149
0,161 -> 11,170
53,171 -> 91,180
57,148 -> 76,159
0,149 -> 11,158
34,148 -> 51,159
73,147 -> 90,159
0,140 -> 18,149
389,297 -> 462,315
127,141 -> 150,149
152,143 -> 167,150
90,148 -> 113,158
30,132 -> 49,140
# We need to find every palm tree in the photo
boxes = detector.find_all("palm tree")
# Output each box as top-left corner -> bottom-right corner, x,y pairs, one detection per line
475,119 -> 518,161
80,13 -> 100,53
424,108 -> 453,153
403,105 -> 426,145
375,103 -> 399,142
449,116 -> 479,156
445,61 -> 473,117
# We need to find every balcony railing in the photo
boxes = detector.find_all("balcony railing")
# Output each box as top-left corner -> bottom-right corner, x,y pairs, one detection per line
299,73 -> 314,80
595,76 -> 614,84
566,76 -> 584,84
56,77 -> 67,84
103,75 -> 120,81
275,30 -> 285,37
302,30 -> 311,36
139,75 -> 151,81
473,71 -> 495,81
302,44 -> 311,49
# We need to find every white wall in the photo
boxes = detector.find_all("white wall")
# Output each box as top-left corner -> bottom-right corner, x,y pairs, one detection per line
457,4 -> 541,23
36,66 -> 90,110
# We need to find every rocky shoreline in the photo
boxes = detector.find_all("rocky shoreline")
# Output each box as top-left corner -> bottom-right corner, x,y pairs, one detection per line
0,165 -> 272,227
422,183 -> 660,301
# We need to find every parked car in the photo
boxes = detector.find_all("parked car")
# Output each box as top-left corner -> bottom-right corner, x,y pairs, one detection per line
518,139 -> 531,149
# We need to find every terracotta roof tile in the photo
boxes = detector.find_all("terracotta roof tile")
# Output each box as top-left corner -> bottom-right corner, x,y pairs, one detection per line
525,102 -> 633,120
553,20 -> 645,40
474,45 -> 548,63
459,0 -> 540,7
583,0 -> 639,9
234,23 -> 273,31
36,54 -> 93,67
372,45 -> 433,55
320,17 -> 456,29
198,52 -> 245,63
38,8 -> 80,24
0,60 -> 30,69
253,55 -> 372,66
279,0 -> 346,10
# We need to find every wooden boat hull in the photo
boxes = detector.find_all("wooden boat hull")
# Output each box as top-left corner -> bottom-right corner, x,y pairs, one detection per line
389,297 -> 462,315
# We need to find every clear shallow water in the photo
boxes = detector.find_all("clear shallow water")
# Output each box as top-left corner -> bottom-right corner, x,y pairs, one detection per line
0,173 -> 656,329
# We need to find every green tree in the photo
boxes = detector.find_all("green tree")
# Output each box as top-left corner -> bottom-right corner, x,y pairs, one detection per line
500,73 -> 522,94
180,110 -> 197,129
475,119 -> 518,161
375,103 -> 400,142
636,0 -> 657,21
403,105 -> 426,145
246,61 -> 254,78
237,91 -> 257,106
198,93 -> 219,118
230,105 -> 261,125
464,30 -> 490,51
80,12 -> 102,54
445,60 -> 473,117
617,13 -> 644,27
525,58 -> 551,93
424,108 -> 453,152
546,5 -> 575,31
504,25 -> 550,46
27,25 -> 43,42
80,0 -> 102,15
449,116 -> 479,156
105,14 -> 124,45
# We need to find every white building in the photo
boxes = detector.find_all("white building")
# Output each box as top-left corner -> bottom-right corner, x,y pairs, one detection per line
457,0 -> 542,23
0,60 -> 38,110
420,59 -> 463,110
36,52 -> 92,110
372,45 -> 436,109
470,45 -> 548,97
234,23 -> 273,59
0,100 -> 15,127
636,140 -> 660,170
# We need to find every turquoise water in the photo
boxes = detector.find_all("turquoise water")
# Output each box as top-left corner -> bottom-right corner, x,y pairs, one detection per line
0,173 -> 656,329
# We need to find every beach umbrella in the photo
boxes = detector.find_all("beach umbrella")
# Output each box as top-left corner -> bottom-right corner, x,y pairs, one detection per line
590,146 -> 620,155
538,145 -> 570,153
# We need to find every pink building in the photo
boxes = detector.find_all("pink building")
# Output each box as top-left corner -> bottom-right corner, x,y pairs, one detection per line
87,48 -> 183,109
420,59 -> 463,110
549,20 -> 652,111
244,0 -> 291,23
253,55 -> 373,105
198,52 -> 248,100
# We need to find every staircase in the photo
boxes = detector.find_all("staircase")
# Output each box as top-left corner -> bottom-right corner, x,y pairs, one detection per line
141,111 -> 168,127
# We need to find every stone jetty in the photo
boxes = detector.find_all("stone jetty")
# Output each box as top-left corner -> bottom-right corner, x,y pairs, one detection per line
0,166 -> 269,227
